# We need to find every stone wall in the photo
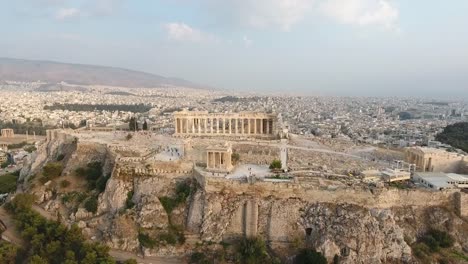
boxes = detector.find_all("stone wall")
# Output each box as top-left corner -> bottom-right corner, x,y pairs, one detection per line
455,191 -> 468,218
197,173 -> 457,210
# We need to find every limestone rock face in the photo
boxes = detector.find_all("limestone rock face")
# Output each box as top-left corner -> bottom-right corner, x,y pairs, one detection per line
98,176 -> 132,214
103,214 -> 139,252
300,203 -> 412,264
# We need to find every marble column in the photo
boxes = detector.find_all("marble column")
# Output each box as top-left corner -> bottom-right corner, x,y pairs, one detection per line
267,119 -> 270,134
254,118 -> 258,135
259,119 -> 263,134
248,119 -> 251,134
198,118 -> 201,134
235,118 -> 238,134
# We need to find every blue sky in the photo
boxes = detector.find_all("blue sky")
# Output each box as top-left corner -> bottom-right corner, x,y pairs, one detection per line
1,0 -> 467,98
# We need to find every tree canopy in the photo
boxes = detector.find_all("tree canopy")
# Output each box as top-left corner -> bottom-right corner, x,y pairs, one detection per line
436,122 -> 468,153
5,194 -> 116,264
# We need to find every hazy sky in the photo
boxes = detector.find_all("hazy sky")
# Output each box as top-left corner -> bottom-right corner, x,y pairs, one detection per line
1,0 -> 467,98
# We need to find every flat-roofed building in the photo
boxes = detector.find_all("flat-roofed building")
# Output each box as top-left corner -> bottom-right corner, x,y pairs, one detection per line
406,147 -> 466,173
381,169 -> 411,182
413,172 -> 468,190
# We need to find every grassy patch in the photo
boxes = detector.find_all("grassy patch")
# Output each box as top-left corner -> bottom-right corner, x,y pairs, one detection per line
138,233 -> 157,249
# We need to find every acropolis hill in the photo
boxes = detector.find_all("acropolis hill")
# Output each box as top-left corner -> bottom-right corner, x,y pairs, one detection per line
10,111 -> 468,263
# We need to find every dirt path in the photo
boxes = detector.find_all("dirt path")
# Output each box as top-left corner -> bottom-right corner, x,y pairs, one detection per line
109,249 -> 184,264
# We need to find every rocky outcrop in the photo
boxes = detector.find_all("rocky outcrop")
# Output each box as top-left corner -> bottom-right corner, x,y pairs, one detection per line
301,203 -> 412,263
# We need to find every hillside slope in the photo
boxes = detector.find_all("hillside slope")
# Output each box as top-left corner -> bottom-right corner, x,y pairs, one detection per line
0,57 -> 206,89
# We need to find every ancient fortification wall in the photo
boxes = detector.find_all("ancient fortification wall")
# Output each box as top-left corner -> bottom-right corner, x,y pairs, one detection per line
195,170 -> 458,210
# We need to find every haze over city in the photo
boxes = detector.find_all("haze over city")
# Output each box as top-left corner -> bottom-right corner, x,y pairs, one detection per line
1,1 -> 468,264
1,0 -> 467,98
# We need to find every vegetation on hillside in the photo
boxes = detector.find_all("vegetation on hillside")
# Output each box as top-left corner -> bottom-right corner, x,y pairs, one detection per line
4,193 -> 116,264
136,180 -> 196,248
39,162 -> 63,184
436,122 -> 468,153
75,162 -> 109,192
294,248 -> 328,264
411,229 -> 467,263
0,171 -> 19,194
0,240 -> 20,264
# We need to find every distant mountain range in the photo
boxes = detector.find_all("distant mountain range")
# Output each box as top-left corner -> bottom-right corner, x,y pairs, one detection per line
0,57 -> 207,89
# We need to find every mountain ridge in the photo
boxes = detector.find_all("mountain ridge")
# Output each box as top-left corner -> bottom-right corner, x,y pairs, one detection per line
0,57 -> 208,89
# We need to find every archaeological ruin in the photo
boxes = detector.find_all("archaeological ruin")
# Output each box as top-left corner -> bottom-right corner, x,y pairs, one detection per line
173,110 -> 282,139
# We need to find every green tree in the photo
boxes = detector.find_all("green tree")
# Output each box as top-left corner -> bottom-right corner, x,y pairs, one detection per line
436,122 -> 468,153
142,120 -> 148,130
128,117 -> 139,131
0,241 -> 18,264
84,196 -> 98,214
269,159 -> 282,170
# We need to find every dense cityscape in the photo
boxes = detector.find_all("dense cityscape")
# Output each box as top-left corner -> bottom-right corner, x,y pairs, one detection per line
1,0 -> 468,263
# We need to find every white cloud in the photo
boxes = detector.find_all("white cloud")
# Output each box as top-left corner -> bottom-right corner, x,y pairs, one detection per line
242,0 -> 314,31
55,8 -> 80,20
164,22 -> 217,43
320,0 -> 399,29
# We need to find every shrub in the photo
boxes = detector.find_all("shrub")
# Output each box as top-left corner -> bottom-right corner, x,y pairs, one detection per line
239,238 -> 269,264
1,161 -> 9,169
294,248 -> 327,264
84,196 -> 98,214
159,196 -> 177,214
24,145 -> 37,153
427,229 -> 454,248
56,154 -> 65,161
75,162 -> 106,192
419,229 -> 454,253
125,191 -> 135,209
59,180 -> 71,188
269,159 -> 282,170
190,252 -> 210,264
43,162 -> 63,179
138,233 -> 156,249
126,134 -> 133,141
123,259 -> 138,264
175,181 -> 192,204
157,232 -> 177,245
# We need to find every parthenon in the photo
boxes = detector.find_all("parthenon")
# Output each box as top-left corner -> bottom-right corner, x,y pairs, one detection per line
173,110 -> 279,138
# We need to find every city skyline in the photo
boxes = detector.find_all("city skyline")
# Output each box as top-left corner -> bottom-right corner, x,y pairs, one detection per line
1,0 -> 467,98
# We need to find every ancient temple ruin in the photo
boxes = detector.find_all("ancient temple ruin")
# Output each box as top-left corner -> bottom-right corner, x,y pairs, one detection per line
206,144 -> 233,173
0,128 -> 14,138
173,110 -> 280,139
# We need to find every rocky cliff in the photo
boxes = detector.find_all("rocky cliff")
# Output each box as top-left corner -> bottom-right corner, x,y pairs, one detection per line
22,132 -> 468,263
